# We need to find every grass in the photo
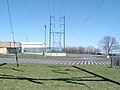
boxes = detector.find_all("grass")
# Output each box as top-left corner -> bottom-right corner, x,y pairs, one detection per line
18,54 -> 68,58
96,55 -> 120,60
0,53 -> 79,59
0,63 -> 120,90
1,53 -> 120,59
0,54 -> 14,56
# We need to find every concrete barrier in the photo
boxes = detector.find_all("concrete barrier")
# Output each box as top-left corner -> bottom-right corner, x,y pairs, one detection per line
45,53 -> 66,56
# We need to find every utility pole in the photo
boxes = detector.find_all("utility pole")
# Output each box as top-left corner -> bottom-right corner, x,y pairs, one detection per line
7,0 -> 19,67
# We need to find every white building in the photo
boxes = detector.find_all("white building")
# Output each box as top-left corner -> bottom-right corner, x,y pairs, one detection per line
21,42 -> 45,54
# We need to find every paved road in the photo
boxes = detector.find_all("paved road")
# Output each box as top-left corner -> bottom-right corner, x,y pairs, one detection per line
0,56 -> 110,65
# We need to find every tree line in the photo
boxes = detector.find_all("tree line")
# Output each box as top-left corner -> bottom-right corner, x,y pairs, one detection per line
66,46 -> 100,54
66,36 -> 120,55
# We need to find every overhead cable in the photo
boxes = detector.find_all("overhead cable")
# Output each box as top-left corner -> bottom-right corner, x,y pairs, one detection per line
7,0 -> 15,42
24,0 -> 41,29
47,0 -> 51,15
53,0 -> 55,16
79,0 -> 105,29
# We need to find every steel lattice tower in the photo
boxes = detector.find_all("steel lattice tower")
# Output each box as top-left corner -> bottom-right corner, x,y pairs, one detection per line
49,16 -> 65,52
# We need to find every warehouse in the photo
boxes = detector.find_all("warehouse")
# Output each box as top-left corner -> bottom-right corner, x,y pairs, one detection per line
0,42 -> 46,54
0,42 -> 22,54
21,42 -> 45,54
0,42 -> 66,56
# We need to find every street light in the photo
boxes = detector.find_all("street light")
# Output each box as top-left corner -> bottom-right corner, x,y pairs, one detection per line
44,25 -> 47,55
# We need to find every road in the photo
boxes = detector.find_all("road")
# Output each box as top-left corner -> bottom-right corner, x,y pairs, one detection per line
0,55 -> 110,65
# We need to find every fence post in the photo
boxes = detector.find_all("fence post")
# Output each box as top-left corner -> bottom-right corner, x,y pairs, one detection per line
119,58 -> 120,69
110,57 -> 113,68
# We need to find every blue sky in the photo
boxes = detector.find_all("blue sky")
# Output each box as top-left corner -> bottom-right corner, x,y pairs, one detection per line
0,0 -> 120,48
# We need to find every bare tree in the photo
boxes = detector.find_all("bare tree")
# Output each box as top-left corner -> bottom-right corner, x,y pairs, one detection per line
85,46 -> 95,54
76,46 -> 85,54
98,36 -> 119,55
94,48 -> 101,54
66,46 -> 98,54
66,47 -> 77,54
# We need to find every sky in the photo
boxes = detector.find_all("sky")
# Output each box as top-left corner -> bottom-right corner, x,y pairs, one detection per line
0,0 -> 120,48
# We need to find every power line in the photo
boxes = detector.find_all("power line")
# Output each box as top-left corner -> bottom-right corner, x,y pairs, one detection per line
72,0 -> 105,36
59,0 -> 65,17
47,0 -> 51,15
47,0 -> 55,16
24,0 -> 41,29
59,0 -> 63,17
26,36 -> 29,42
7,0 -> 15,42
48,0 -> 69,17
80,0 -> 105,28
66,0 -> 75,23
59,0 -> 76,20
63,0 -> 68,16
7,0 -> 19,67
61,0 -> 67,16
53,0 -> 55,16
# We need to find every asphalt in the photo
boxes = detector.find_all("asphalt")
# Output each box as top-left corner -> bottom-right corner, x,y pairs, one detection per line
0,56 -> 110,65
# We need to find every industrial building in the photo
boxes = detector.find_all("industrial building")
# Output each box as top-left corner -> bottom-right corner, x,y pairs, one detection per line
0,42 -> 22,54
0,41 -> 66,56
21,42 -> 45,54
0,42 -> 45,54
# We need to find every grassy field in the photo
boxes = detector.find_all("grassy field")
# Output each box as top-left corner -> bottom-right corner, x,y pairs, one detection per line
0,53 -> 78,59
1,53 -> 120,59
0,63 -> 120,90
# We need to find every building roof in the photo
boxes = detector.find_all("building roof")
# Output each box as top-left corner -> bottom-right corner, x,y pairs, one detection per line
0,42 -> 21,48
22,42 -> 45,45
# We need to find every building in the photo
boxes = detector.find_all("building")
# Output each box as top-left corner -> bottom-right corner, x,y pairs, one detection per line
0,41 -> 66,56
22,42 -> 45,54
0,42 -> 22,54
21,42 -> 66,56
